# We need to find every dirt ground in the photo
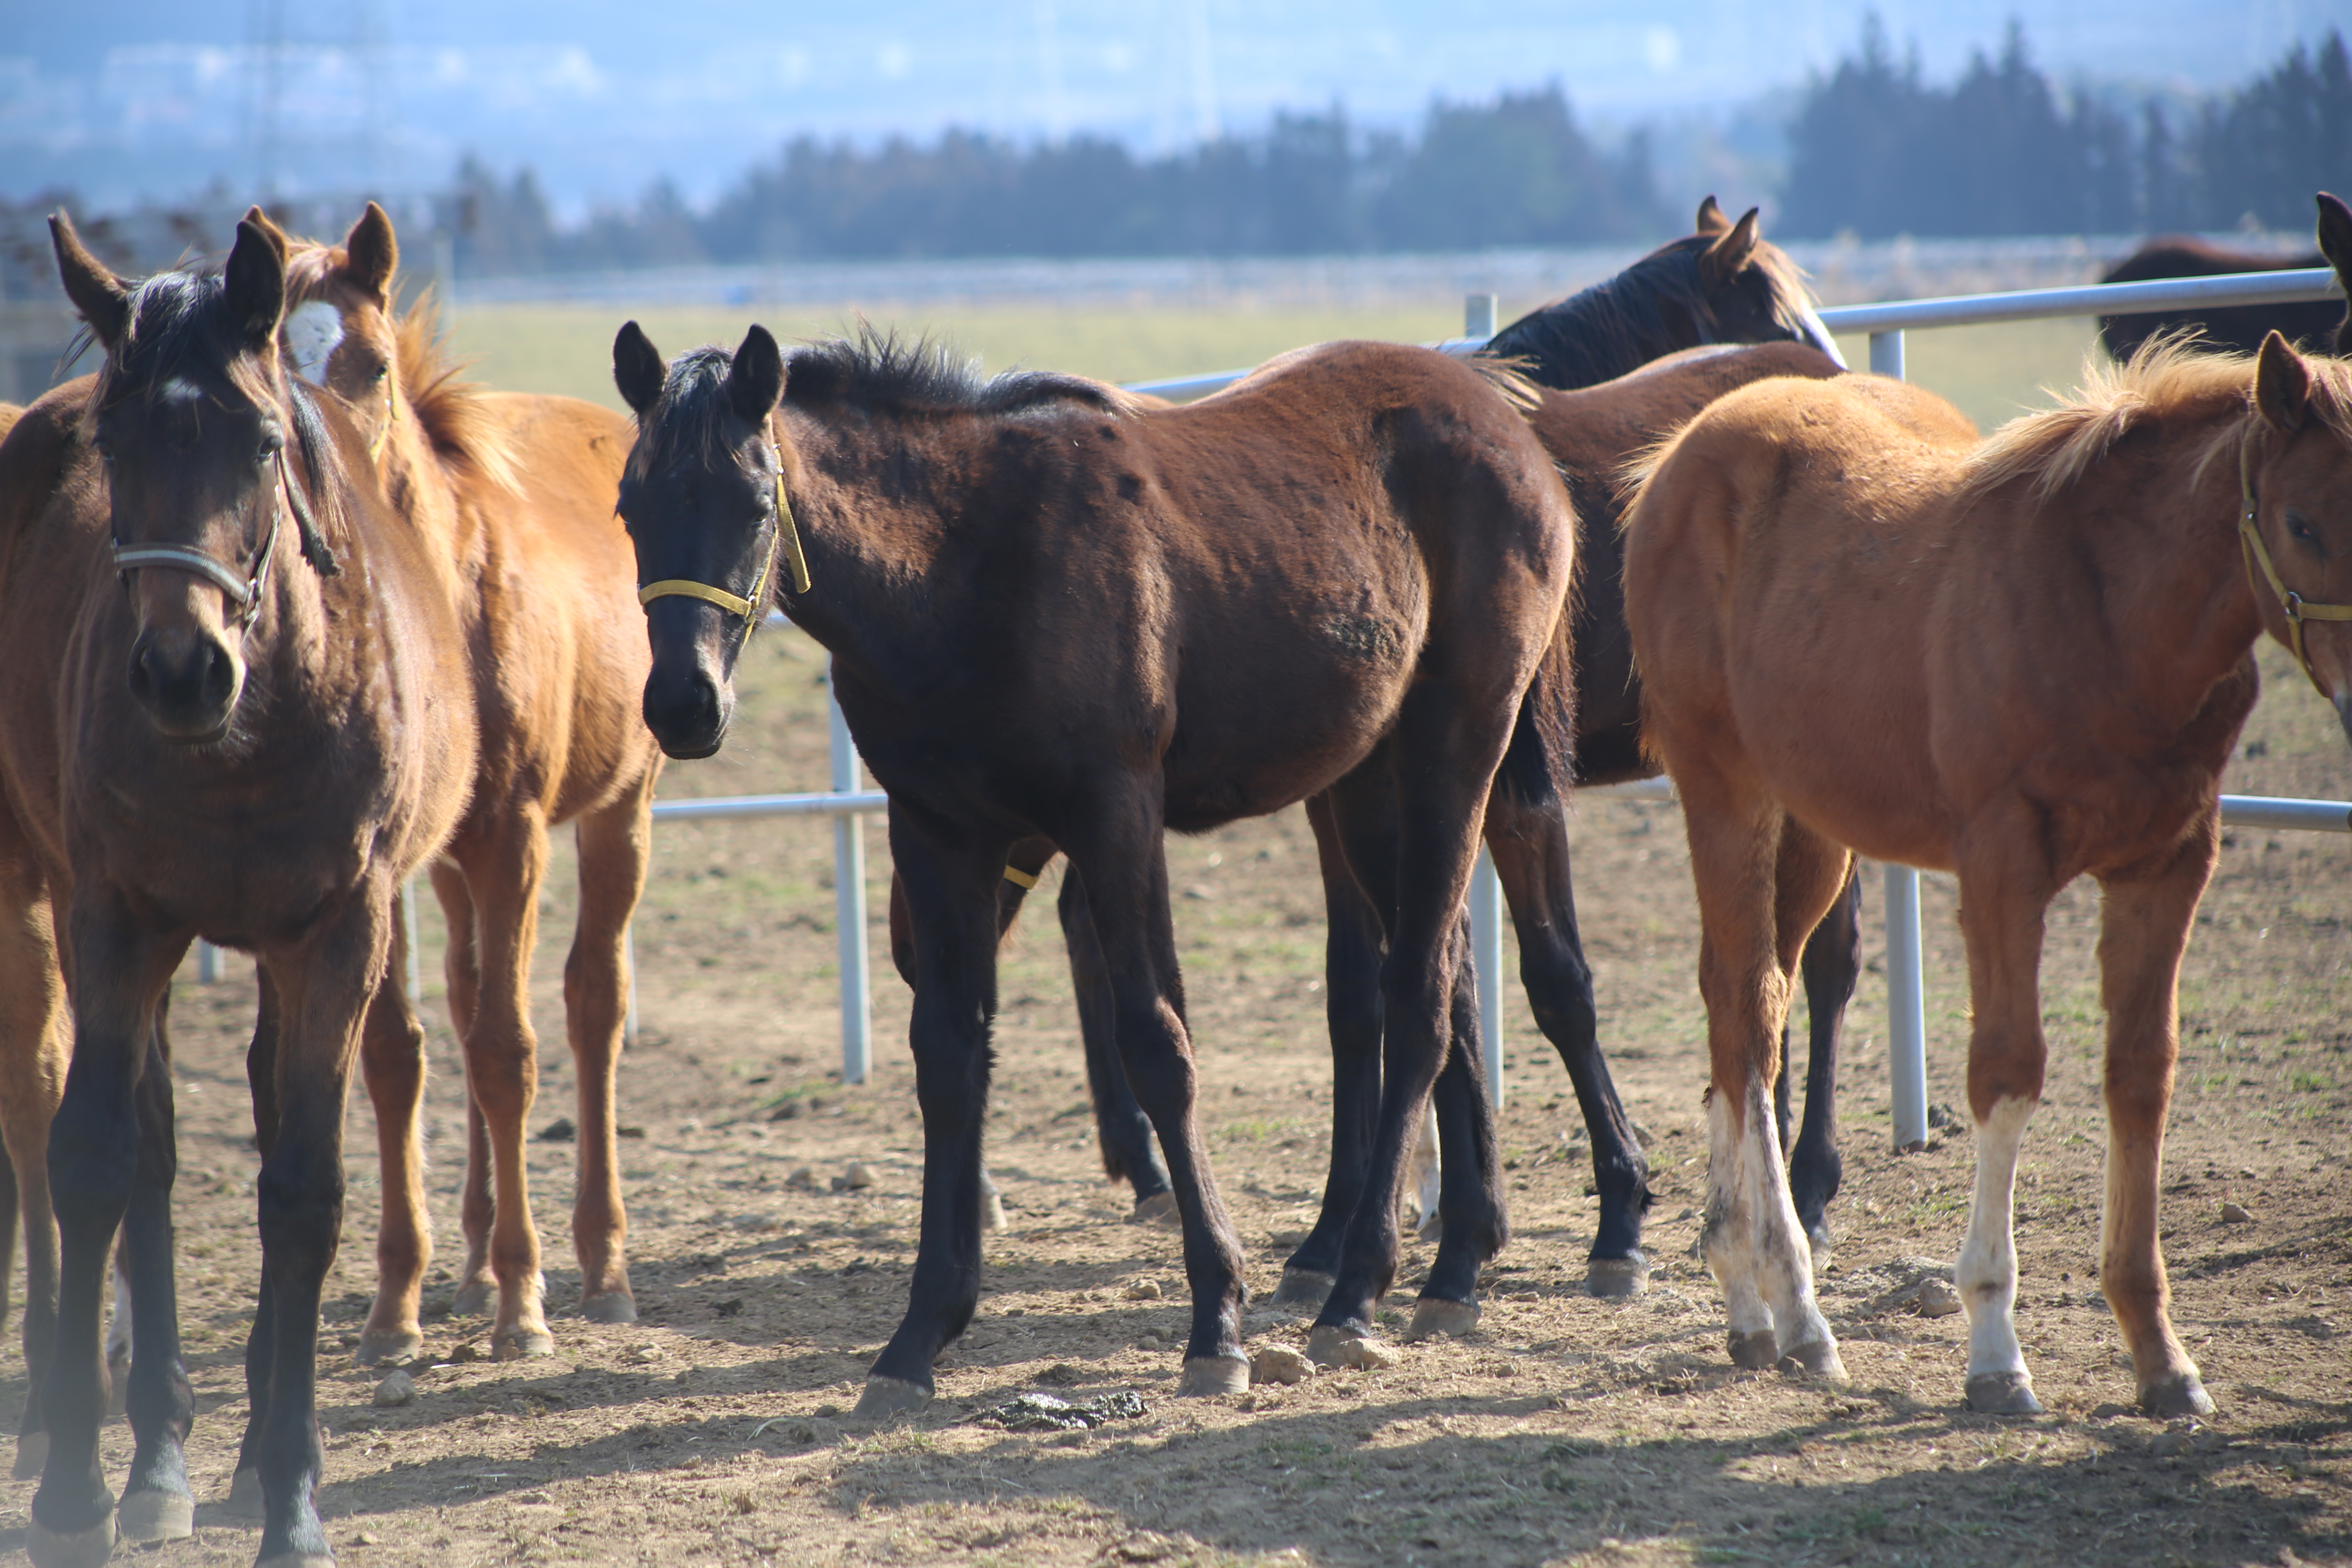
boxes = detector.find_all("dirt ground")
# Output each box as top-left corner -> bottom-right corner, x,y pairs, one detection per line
0,625 -> 2344,1568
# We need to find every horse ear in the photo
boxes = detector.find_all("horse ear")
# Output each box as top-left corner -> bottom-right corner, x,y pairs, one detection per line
343,202 -> 399,306
613,321 -> 666,416
728,325 -> 786,423
225,212 -> 288,350
1700,207 -> 1762,286
2255,331 -> 2312,434
1695,195 -> 1729,235
48,211 -> 130,348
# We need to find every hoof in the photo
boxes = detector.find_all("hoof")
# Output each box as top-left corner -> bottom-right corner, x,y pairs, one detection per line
1178,1355 -> 1250,1397
117,1487 -> 194,1544
853,1375 -> 933,1419
223,1467 -> 265,1519
27,1513 -> 115,1568
1272,1269 -> 1335,1308
2139,1372 -> 2215,1420
254,1555 -> 336,1568
1727,1328 -> 1780,1370
450,1279 -> 494,1316
1804,1223 -> 1834,1272
1128,1192 -> 1178,1226
1586,1254 -> 1651,1299
1966,1370 -> 2045,1415
15,1428 -> 49,1480
1403,1297 -> 1480,1342
579,1291 -> 637,1325
1777,1338 -> 1849,1382
354,1328 -> 424,1367
492,1326 -> 557,1361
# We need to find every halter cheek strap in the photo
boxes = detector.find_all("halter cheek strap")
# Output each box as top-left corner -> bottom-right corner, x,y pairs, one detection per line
2236,432 -> 2352,698
113,449 -> 292,626
637,468 -> 814,621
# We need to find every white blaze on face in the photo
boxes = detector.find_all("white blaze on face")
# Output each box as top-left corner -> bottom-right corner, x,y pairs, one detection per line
283,300 -> 345,385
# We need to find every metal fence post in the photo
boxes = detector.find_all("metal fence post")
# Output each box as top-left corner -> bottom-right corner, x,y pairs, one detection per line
830,672 -> 873,1085
1461,293 -> 1507,1109
1869,327 -> 1931,1152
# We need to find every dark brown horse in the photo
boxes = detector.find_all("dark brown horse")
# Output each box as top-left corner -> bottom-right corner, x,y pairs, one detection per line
276,205 -> 660,1369
614,323 -> 1575,1407
2098,193 -> 2352,360
0,212 -> 477,1566
1626,334 -> 2352,1413
889,198 -> 1861,1292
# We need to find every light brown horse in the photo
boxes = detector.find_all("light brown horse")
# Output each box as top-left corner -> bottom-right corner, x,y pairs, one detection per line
274,204 -> 660,1366
0,211 -> 478,1566
1624,334 -> 2352,1415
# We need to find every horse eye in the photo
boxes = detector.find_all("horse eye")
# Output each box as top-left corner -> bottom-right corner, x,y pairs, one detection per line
2286,511 -> 2317,546
370,362 -> 390,384
257,434 -> 283,465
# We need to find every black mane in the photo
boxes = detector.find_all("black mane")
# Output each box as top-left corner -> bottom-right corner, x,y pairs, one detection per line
1485,233 -> 1813,392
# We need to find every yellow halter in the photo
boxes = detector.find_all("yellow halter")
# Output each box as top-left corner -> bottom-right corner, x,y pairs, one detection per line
637,473 -> 813,621
2237,431 -> 2352,698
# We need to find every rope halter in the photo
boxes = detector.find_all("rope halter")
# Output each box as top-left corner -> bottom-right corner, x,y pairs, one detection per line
2237,429 -> 2352,698
636,458 -> 813,624
113,447 -> 295,627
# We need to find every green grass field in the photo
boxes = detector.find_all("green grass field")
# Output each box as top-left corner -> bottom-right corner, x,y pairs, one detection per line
448,299 -> 2104,436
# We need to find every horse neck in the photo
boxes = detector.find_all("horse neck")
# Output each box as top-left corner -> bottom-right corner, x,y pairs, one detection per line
763,405 -> 960,679
1523,274 -> 1695,390
374,394 -> 479,567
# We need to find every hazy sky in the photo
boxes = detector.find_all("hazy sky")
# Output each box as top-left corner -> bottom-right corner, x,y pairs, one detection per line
5,0 -> 2347,208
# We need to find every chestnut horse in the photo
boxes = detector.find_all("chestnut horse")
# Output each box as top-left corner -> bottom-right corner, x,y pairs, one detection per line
2099,193 -> 2352,361
273,204 -> 659,1369
614,323 -> 1575,1409
891,198 -> 1859,1293
1625,334 -> 2352,1414
0,212 -> 476,1565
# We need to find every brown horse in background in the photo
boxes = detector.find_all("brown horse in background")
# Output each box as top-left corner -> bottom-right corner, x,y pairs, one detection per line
615,323 -> 1575,1410
273,204 -> 660,1375
0,211 -> 477,1566
2098,192 -> 2352,360
1625,334 -> 2352,1414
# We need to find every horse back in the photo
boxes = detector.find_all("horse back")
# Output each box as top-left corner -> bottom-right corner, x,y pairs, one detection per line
2099,240 -> 2339,360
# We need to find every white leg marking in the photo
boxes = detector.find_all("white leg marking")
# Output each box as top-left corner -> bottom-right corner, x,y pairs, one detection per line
1959,1096 -> 2036,1383
1703,1092 -> 1770,1338
1741,1080 -> 1841,1373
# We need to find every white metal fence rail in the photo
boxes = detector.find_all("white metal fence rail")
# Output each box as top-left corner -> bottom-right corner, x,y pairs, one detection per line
196,265 -> 2352,1149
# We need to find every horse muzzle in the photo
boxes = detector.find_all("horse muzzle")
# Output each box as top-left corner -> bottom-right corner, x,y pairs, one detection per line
642,659 -> 732,760
126,625 -> 245,742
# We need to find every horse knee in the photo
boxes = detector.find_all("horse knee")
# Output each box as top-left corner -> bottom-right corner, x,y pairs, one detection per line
256,1163 -> 344,1263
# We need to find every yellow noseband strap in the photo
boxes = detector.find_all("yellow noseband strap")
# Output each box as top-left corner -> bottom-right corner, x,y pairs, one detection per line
637,476 -> 812,619
2238,432 -> 2352,699
1001,863 -> 1040,890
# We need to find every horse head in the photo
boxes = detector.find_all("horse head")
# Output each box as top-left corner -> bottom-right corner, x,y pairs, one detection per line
52,207 -> 343,744
2245,330 -> 2352,738
2316,192 -> 2352,358
280,202 -> 402,456
612,321 -> 791,759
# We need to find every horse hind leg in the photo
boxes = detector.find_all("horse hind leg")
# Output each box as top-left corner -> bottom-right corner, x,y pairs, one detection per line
565,784 -> 653,1324
1058,866 -> 1173,1221
0,826 -> 65,1482
355,898 -> 432,1365
1787,861 -> 1859,1261
430,861 -> 496,1318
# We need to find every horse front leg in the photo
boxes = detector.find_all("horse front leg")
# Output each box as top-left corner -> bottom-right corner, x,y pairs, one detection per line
1277,792 -> 1388,1307
2091,813 -> 2219,1419
1785,864 -> 1858,1256
248,894 -> 385,1567
355,894 -> 431,1365
115,1012 -> 194,1547
30,886 -> 182,1568
857,806 -> 1016,1417
1058,865 -> 1173,1218
565,781 -> 654,1323
1483,792 -> 1654,1296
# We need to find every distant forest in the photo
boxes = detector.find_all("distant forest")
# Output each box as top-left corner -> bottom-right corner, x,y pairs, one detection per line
7,19 -> 2348,284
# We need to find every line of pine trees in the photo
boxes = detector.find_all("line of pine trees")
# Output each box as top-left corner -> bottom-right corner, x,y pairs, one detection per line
1782,19 -> 2352,239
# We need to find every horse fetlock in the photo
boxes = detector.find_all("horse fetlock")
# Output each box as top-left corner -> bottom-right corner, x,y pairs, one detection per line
1177,1354 -> 1250,1397
853,1375 -> 933,1419
1403,1295 -> 1480,1341
1726,1327 -> 1780,1370
1584,1253 -> 1651,1299
1964,1370 -> 2045,1416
